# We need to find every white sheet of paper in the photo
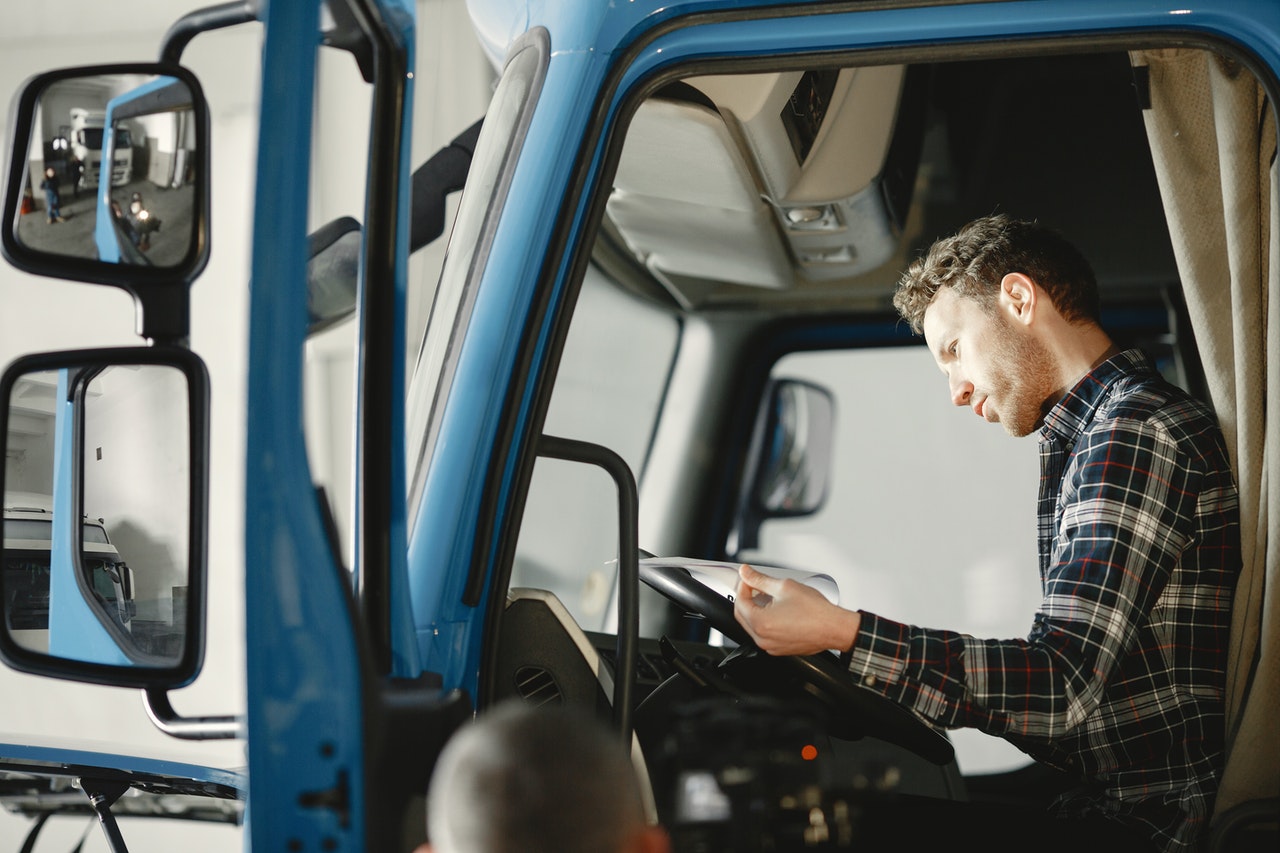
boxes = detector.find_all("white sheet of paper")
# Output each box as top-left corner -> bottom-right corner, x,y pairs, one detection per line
638,556 -> 840,607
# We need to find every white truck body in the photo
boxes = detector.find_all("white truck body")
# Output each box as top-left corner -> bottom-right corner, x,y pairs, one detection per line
69,107 -> 132,188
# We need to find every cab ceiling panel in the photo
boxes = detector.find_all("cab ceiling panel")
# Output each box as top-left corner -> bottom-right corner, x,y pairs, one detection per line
601,50 -> 1177,313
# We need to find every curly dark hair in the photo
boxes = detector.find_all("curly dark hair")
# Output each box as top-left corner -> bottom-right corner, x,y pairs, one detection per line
893,214 -> 1101,334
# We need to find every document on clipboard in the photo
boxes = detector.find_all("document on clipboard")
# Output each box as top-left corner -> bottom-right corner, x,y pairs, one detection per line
637,556 -> 840,607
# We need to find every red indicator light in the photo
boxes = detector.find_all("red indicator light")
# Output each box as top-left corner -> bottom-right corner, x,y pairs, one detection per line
801,744 -> 818,761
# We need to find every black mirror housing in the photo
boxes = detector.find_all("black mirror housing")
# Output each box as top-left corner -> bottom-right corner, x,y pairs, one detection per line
0,347 -> 210,690
1,64 -> 211,343
730,377 -> 836,554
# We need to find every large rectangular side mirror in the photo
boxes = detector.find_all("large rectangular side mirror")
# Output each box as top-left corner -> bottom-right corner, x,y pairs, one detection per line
1,64 -> 210,341
0,347 -> 209,689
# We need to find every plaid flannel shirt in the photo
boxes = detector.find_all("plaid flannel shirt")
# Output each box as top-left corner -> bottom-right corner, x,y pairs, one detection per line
845,349 -> 1241,852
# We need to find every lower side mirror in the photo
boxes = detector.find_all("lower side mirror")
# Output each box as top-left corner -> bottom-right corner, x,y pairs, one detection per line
0,346 -> 209,689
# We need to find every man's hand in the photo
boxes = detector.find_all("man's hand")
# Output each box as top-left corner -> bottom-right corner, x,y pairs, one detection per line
733,564 -> 860,657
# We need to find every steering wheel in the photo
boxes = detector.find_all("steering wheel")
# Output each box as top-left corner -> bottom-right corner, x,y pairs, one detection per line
639,562 -> 955,766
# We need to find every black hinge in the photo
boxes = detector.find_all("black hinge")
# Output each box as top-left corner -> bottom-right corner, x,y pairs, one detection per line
298,769 -> 351,828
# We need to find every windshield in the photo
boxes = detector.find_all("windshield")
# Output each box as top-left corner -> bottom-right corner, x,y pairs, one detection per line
3,547 -> 127,629
2,551 -> 51,629
500,44 -> 1198,781
3,519 -> 52,541
75,127 -> 131,151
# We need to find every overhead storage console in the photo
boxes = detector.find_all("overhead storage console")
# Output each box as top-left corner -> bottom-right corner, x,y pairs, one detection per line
607,64 -> 926,298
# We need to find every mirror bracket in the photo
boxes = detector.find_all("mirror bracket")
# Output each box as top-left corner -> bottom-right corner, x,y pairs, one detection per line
143,686 -> 242,740
135,278 -> 191,345
321,0 -> 379,83
160,0 -> 261,64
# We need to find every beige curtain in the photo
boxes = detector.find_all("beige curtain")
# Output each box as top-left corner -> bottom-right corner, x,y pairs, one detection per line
1130,48 -> 1279,821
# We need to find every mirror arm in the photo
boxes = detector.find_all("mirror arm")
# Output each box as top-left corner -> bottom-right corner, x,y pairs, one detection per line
159,0 -> 261,64
142,687 -> 242,740
410,118 -> 483,252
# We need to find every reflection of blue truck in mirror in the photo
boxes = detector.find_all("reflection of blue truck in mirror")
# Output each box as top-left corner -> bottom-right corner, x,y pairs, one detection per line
1,1 -> 1279,852
94,75 -> 190,263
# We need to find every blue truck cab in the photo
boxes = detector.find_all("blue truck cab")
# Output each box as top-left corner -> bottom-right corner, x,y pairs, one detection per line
1,1 -> 1278,851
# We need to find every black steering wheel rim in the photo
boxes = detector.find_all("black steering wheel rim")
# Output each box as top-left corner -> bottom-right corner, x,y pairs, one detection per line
639,562 -> 955,766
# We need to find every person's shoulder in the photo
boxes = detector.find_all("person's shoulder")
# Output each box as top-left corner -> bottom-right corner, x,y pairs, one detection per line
1095,370 -> 1226,455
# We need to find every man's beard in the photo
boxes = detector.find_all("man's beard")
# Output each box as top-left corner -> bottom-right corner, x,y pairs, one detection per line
987,317 -> 1058,437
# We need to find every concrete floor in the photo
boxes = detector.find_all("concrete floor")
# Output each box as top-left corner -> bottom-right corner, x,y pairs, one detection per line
17,175 -> 197,269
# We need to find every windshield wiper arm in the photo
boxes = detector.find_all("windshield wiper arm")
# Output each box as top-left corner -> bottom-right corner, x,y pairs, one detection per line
80,778 -> 131,853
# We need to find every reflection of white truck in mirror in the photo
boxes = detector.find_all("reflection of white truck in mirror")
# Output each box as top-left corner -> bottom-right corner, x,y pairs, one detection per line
68,107 -> 132,189
2,499 -> 133,652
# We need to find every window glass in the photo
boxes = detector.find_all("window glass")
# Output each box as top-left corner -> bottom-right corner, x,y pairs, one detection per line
511,265 -> 680,630
300,39 -> 375,567
744,346 -> 1042,775
407,38 -> 545,520
4,519 -> 51,540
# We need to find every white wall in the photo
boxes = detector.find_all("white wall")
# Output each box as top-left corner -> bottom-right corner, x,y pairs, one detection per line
0,0 -> 254,778
81,365 -> 192,619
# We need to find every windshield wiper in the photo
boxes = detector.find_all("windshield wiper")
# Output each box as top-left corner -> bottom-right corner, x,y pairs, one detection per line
80,778 -> 132,853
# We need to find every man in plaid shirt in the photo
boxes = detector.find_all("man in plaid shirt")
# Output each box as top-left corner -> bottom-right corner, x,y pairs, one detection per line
733,215 -> 1241,853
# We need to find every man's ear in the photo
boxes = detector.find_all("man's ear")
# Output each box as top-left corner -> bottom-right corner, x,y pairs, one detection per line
999,272 -> 1037,325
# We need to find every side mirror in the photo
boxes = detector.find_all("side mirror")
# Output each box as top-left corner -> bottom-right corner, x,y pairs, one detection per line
0,347 -> 209,689
730,378 -> 836,554
1,64 -> 210,341
307,216 -> 361,335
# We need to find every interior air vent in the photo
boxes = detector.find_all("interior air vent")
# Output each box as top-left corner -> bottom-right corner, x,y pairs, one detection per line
489,592 -> 611,714
514,665 -> 563,706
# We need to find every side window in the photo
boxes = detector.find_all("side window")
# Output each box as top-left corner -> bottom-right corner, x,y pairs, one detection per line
300,42 -> 375,566
743,346 -> 1043,774
511,265 -> 680,631
407,35 -> 547,523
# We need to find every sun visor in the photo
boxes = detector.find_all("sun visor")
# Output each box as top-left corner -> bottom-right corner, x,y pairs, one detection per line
608,96 -> 794,290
